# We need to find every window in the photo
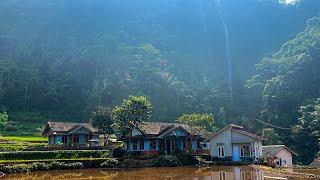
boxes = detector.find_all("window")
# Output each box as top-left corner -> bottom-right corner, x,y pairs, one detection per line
150,139 -> 157,150
182,140 -> 186,150
197,140 -> 201,149
62,135 -> 68,144
218,145 -> 225,157
240,145 -> 252,157
140,140 -> 144,150
126,141 -> 130,150
72,135 -> 79,143
133,140 -> 138,150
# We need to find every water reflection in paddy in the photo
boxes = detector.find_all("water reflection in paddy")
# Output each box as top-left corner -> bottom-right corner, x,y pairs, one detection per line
3,166 -> 317,180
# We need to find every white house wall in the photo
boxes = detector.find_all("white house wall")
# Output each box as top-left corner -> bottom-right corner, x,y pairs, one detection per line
210,127 -> 263,159
276,148 -> 293,167
254,140 -> 262,158
231,131 -> 255,143
210,127 -> 232,157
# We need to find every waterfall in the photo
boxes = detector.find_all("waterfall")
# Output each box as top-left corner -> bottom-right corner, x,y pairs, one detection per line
215,0 -> 233,101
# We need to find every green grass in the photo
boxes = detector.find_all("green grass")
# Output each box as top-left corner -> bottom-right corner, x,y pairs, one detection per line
0,135 -> 47,151
0,136 -> 47,143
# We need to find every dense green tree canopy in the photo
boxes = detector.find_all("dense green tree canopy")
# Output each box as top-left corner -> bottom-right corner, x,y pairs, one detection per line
0,111 -> 8,135
113,96 -> 152,135
90,105 -> 114,135
176,113 -> 215,132
291,98 -> 320,164
247,15 -> 320,164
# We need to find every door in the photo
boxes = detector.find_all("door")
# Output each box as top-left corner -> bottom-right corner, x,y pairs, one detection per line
166,140 -> 171,154
233,144 -> 240,161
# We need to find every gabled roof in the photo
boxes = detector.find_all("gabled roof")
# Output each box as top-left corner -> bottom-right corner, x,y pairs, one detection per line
232,129 -> 266,141
262,145 -> 298,157
45,121 -> 100,135
206,124 -> 265,141
132,122 -> 208,138
310,157 -> 320,167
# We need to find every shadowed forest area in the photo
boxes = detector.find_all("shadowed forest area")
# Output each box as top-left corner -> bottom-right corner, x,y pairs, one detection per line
1,0 -> 320,164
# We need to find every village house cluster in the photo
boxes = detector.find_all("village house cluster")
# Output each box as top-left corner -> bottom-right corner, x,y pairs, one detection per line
43,121 -> 296,168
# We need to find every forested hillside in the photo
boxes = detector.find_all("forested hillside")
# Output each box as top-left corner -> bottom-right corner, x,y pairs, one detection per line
0,0 -> 320,164
247,15 -> 320,164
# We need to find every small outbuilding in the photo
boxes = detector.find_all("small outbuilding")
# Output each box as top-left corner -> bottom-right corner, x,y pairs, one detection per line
309,157 -> 320,168
262,145 -> 297,168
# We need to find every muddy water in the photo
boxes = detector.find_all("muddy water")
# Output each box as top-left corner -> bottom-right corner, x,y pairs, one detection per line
3,166 -> 320,180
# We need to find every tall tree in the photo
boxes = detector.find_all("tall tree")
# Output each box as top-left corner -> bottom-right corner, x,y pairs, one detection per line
292,98 -> 320,164
261,128 -> 282,145
0,111 -> 8,136
90,105 -> 114,147
113,96 -> 152,135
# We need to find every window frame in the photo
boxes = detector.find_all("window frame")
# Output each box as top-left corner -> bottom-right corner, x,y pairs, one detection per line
240,145 -> 252,157
140,140 -> 144,150
62,135 -> 68,144
218,145 -> 225,157
182,140 -> 186,150
132,139 -> 138,150
150,139 -> 157,150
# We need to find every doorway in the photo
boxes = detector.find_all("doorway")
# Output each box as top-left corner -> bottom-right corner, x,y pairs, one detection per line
166,140 -> 171,154
233,144 -> 240,161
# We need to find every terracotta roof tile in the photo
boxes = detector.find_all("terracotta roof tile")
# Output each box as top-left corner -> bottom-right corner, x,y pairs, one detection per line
136,122 -> 208,138
47,121 -> 99,133
262,145 -> 297,157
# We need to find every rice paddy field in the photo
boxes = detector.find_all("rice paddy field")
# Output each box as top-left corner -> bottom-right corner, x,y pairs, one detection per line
0,135 -> 47,152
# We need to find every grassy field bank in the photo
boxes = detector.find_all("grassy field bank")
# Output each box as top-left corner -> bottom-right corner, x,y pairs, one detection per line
0,136 -> 47,151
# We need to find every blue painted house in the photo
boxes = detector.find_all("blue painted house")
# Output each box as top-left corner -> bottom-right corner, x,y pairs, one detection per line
43,121 -> 101,146
120,122 -> 209,156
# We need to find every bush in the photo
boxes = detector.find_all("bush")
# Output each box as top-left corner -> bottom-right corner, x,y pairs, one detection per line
153,155 -> 181,167
49,161 -> 83,170
211,156 -> 233,162
112,148 -> 125,158
0,161 -> 83,174
177,153 -> 198,166
240,157 -> 254,162
100,158 -> 119,168
0,150 -> 108,160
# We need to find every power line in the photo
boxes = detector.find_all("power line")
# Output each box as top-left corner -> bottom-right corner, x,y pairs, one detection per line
254,118 -> 292,130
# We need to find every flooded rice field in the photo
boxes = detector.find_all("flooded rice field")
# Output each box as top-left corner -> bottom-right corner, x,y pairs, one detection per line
4,166 -> 320,180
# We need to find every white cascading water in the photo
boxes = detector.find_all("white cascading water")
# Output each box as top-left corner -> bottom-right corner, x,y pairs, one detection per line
215,0 -> 233,102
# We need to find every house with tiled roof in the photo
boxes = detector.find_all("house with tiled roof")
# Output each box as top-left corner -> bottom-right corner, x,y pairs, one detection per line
262,145 -> 297,167
120,122 -> 209,156
43,121 -> 101,147
207,124 -> 265,162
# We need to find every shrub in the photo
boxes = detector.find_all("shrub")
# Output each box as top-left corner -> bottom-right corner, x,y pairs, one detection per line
0,164 -> 31,173
176,153 -> 198,166
211,156 -> 233,161
240,157 -> 254,162
0,150 -> 108,160
112,147 -> 125,158
153,155 -> 181,167
100,158 -> 119,168
49,161 -> 83,170
0,161 -> 83,174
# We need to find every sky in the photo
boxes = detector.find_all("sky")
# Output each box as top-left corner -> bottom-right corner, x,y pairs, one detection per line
280,0 -> 301,5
